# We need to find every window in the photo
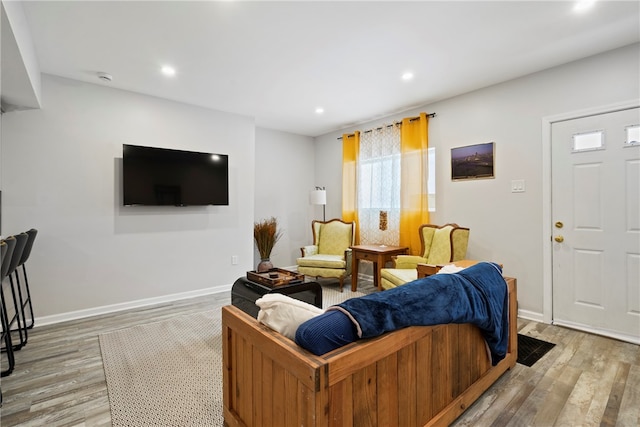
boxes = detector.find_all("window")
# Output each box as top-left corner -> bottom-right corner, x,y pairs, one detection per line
625,125 -> 640,146
356,126 -> 436,244
342,113 -> 433,250
573,130 -> 604,152
358,125 -> 401,245
428,147 -> 436,212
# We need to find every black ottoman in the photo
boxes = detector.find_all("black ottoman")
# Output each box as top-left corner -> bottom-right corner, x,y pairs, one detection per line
231,277 -> 322,318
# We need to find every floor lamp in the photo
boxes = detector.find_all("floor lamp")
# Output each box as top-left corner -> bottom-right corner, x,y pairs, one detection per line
309,187 -> 326,221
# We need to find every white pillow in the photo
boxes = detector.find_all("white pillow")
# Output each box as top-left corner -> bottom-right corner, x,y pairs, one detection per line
256,294 -> 325,340
436,264 -> 466,275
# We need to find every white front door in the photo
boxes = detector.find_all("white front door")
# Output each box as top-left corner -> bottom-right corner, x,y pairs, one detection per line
551,106 -> 640,343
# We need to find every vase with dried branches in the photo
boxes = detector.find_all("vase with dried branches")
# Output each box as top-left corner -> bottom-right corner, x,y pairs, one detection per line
253,217 -> 282,272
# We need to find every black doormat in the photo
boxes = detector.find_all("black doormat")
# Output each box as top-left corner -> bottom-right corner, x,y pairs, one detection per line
517,334 -> 556,367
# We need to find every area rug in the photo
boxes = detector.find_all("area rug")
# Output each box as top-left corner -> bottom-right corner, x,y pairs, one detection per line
321,278 -> 375,307
99,310 -> 224,427
99,284 -> 369,427
517,334 -> 556,367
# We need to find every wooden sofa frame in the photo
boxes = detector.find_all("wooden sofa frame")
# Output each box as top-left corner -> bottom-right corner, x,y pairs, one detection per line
223,277 -> 517,427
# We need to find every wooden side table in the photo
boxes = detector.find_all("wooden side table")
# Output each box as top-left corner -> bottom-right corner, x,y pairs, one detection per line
416,259 -> 480,278
350,245 -> 408,291
415,260 -> 507,279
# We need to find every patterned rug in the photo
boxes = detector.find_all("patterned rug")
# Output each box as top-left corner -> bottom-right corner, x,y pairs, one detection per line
99,311 -> 224,427
99,280 -> 376,427
319,276 -> 377,307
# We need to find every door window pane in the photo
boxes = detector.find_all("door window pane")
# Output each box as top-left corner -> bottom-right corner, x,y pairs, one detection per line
573,130 -> 604,152
625,125 -> 640,146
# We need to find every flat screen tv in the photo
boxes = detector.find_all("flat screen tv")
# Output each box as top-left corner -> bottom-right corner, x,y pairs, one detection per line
122,144 -> 229,206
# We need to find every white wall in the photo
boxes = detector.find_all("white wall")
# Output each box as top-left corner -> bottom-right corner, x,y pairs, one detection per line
314,43 -> 640,319
2,43 -> 637,323
1,74 -> 256,320
1,0 -> 41,109
254,128 -> 316,269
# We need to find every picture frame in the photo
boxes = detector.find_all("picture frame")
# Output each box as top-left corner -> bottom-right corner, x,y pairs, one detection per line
451,142 -> 495,181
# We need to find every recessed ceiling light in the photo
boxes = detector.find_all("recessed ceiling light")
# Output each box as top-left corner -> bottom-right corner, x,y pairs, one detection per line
402,72 -> 414,81
315,107 -> 324,114
574,0 -> 596,12
161,65 -> 176,77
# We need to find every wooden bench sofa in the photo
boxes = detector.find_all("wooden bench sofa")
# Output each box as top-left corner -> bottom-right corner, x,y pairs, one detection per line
222,277 -> 517,427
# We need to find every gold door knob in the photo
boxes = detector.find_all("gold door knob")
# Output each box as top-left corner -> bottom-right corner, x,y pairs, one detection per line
555,221 -> 564,229
554,235 -> 564,243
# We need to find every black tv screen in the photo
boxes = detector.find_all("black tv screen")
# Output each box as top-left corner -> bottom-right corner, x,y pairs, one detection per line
122,144 -> 229,206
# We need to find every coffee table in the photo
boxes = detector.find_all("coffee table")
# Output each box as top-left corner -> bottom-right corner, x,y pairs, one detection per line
231,276 -> 322,318
350,244 -> 408,291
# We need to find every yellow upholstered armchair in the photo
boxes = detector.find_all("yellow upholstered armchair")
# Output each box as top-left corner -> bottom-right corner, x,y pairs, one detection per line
296,219 -> 356,292
380,223 -> 470,290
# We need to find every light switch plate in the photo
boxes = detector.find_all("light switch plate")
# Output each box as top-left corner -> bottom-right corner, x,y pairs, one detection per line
511,179 -> 525,193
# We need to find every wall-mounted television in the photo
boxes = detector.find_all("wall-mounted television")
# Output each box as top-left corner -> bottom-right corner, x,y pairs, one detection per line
122,144 -> 229,206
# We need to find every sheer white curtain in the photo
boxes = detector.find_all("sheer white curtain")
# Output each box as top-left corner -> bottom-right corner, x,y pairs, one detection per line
357,124 -> 401,245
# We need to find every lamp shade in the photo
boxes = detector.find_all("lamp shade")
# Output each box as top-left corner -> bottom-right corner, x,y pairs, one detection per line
309,189 -> 326,205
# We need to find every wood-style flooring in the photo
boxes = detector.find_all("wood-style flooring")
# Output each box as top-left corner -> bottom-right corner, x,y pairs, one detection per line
1,291 -> 638,426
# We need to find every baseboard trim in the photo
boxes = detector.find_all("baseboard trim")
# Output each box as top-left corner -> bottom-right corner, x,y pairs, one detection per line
517,309 -> 545,323
553,319 -> 640,345
35,284 -> 233,327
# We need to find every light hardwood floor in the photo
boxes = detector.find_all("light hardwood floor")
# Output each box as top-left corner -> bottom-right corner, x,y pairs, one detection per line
1,291 -> 638,426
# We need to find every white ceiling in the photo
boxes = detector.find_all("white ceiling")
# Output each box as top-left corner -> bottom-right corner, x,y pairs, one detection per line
8,1 -> 640,136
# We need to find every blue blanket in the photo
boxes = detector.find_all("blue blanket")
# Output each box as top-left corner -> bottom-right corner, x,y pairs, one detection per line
296,262 -> 509,365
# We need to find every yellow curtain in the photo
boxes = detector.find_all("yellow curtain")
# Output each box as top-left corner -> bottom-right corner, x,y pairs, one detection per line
399,112 -> 430,254
341,131 -> 360,244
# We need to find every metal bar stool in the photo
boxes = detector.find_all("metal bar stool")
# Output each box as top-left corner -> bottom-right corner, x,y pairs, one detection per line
14,229 -> 37,329
1,239 -> 17,377
1,234 -> 29,349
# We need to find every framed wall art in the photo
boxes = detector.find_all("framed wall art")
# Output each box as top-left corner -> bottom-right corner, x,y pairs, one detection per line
451,142 -> 495,181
